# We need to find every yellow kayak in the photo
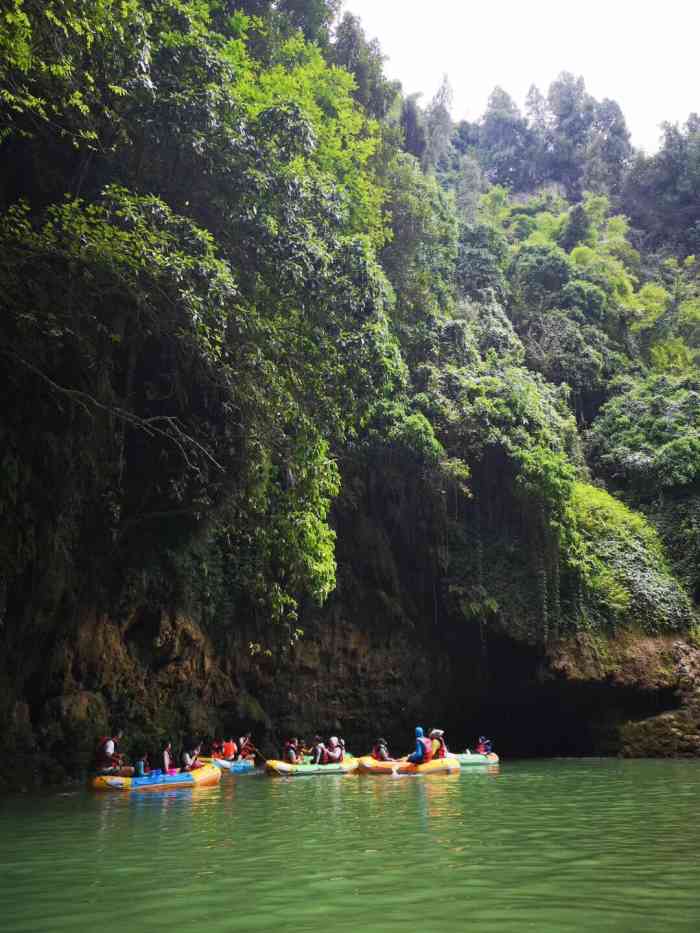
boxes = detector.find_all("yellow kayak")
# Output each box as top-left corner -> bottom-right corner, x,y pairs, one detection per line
90,762 -> 221,791
265,757 -> 358,776
357,755 -> 461,775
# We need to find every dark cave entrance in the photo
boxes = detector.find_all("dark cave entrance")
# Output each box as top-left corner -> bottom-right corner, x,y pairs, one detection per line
443,634 -> 682,757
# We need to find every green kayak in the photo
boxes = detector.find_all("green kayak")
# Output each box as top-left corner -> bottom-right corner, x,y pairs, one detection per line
455,752 -> 499,765
265,756 -> 358,776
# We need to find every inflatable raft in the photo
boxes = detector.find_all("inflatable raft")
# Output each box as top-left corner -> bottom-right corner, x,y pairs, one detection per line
265,756 -> 358,776
455,752 -> 499,765
91,763 -> 221,791
357,756 -> 461,775
201,756 -> 255,773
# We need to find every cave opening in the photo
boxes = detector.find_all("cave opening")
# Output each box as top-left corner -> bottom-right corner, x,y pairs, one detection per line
443,634 -> 682,757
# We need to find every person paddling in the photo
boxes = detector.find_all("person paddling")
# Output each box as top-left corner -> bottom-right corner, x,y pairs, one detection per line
238,733 -> 254,760
182,743 -> 203,771
371,737 -> 394,761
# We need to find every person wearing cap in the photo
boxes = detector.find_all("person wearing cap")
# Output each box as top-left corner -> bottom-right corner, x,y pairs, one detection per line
371,738 -> 393,761
324,736 -> 344,764
429,729 -> 448,759
406,726 -> 433,764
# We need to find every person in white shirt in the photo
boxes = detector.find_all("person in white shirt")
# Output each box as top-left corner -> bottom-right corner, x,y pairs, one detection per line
96,730 -> 123,771
182,743 -> 203,771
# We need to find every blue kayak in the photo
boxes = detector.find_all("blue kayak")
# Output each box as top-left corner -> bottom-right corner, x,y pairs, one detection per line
91,763 -> 221,791
201,756 -> 255,773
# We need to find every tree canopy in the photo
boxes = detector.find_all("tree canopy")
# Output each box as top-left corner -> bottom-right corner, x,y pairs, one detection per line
1,0 -> 698,674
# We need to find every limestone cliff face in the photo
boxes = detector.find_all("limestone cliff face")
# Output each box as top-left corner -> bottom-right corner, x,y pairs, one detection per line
3,602 -> 699,790
545,632 -> 700,757
0,602 -> 457,789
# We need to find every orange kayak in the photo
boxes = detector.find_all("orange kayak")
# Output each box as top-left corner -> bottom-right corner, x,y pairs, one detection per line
357,755 -> 460,775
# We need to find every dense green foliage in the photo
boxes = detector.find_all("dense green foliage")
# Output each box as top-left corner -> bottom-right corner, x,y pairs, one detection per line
1,0 -> 698,710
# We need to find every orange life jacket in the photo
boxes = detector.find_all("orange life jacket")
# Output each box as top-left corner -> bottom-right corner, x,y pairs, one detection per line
222,740 -> 237,760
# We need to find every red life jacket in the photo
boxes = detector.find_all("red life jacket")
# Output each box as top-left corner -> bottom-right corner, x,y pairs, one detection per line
419,736 -> 434,762
475,742 -> 486,754
222,740 -> 237,760
319,747 -> 329,764
435,737 -> 447,759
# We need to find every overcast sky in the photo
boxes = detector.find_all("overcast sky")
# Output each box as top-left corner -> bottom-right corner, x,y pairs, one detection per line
343,0 -> 698,153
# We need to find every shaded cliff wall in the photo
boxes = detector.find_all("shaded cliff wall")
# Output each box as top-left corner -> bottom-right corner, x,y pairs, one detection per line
2,396 -> 699,790
4,590 -> 700,792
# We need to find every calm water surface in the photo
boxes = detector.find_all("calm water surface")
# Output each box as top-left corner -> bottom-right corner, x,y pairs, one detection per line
1,759 -> 699,933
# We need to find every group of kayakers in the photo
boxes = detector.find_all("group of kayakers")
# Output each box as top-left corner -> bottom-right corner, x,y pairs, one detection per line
95,726 -> 493,776
282,735 -> 346,765
95,731 -> 257,777
371,728 -> 492,763
278,727 -> 494,767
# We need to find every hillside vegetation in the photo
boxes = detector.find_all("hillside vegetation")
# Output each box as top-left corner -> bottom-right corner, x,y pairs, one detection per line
1,2 -> 699,771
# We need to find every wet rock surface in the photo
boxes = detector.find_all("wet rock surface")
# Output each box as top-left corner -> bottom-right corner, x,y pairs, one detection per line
3,605 -> 700,790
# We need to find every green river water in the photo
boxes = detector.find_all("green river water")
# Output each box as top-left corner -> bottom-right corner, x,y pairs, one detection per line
1,759 -> 699,933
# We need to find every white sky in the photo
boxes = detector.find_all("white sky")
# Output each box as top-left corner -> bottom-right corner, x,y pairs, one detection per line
343,0 -> 699,153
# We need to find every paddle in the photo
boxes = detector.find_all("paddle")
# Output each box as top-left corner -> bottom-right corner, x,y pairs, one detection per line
246,743 -> 266,763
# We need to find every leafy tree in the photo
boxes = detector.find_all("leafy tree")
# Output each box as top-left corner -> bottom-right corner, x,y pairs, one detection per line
379,152 -> 458,363
331,12 -> 400,120
456,222 -> 508,303
623,115 -> 700,255
545,72 -> 595,199
582,98 -> 632,195
510,241 -> 573,312
422,75 -> 453,172
400,93 -> 427,162
478,87 -> 536,189
277,0 -> 340,47
557,202 -> 595,252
